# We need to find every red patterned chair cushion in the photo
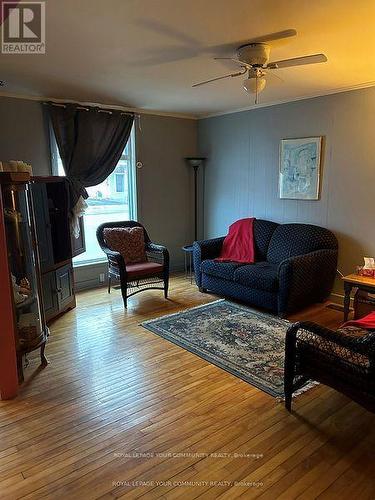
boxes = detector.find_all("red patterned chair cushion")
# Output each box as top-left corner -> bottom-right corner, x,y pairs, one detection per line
103,227 -> 147,264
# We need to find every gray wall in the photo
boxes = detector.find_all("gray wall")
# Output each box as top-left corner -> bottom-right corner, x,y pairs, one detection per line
136,114 -> 197,268
0,97 -> 51,176
198,87 -> 375,296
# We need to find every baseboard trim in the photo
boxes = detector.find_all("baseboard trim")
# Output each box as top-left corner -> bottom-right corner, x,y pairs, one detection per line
329,292 -> 354,306
74,266 -> 186,293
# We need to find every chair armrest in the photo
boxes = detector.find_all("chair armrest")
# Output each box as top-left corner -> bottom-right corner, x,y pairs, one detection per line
99,246 -> 124,266
278,249 -> 338,315
100,246 -> 120,258
193,237 -> 225,287
287,321 -> 375,357
145,242 -> 170,268
146,242 -> 168,253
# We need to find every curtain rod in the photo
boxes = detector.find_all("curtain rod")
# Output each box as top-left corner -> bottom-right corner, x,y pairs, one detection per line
43,101 -> 139,117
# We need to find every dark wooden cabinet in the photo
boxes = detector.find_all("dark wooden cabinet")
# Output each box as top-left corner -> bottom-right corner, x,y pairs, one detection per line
41,271 -> 59,322
31,176 -> 85,324
32,183 -> 54,271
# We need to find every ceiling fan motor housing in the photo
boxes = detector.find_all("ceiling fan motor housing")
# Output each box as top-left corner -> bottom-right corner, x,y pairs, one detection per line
237,43 -> 270,67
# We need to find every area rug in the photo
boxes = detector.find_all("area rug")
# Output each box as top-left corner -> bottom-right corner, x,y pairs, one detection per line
142,300 -> 314,398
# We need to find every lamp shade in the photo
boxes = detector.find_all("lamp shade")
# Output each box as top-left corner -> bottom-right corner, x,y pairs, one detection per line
243,77 -> 266,94
185,157 -> 206,168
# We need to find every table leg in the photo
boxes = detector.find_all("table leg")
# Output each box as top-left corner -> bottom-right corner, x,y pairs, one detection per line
189,252 -> 193,284
343,282 -> 352,322
184,252 -> 187,278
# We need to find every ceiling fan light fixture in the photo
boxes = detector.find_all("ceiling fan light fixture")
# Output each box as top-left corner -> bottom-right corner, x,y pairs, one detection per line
243,76 -> 266,94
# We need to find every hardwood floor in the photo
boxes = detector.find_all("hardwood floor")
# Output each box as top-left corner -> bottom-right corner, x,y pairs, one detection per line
1,274 -> 375,499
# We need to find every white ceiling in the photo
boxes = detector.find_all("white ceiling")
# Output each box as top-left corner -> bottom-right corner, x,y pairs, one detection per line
1,0 -> 375,117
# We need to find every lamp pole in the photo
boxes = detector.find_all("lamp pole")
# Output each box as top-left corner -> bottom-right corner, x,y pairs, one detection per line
193,164 -> 199,241
184,157 -> 206,242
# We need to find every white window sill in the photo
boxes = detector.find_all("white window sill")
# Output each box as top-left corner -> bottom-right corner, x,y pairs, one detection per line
73,258 -> 107,268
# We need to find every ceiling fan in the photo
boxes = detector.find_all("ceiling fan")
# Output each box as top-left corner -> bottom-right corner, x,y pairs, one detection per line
192,30 -> 327,103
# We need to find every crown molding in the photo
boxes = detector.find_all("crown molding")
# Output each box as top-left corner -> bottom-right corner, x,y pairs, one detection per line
0,91 -> 199,120
199,80 -> 375,119
2,81 -> 375,121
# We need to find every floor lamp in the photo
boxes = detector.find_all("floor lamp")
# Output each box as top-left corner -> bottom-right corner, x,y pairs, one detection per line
183,157 -> 206,283
184,157 -> 206,242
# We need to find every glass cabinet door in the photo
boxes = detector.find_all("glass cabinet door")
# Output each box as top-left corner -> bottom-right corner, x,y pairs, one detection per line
2,181 -> 46,352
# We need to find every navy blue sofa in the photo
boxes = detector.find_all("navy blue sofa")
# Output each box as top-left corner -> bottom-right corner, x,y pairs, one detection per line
193,220 -> 338,317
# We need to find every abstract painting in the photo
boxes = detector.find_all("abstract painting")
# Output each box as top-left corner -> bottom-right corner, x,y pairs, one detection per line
279,137 -> 322,200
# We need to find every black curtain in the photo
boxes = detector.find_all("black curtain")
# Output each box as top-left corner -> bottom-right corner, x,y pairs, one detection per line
47,102 -> 134,210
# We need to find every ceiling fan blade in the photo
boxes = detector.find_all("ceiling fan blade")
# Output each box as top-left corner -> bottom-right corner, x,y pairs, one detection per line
267,53 -> 327,69
214,57 -> 251,68
263,70 -> 284,83
136,19 -> 201,47
246,29 -> 297,44
192,69 -> 246,88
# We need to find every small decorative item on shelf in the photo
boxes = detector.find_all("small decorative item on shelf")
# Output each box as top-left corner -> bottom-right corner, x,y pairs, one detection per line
0,160 -> 33,174
0,172 -> 49,398
357,257 -> 375,278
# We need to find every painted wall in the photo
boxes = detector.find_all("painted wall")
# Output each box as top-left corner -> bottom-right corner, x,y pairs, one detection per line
0,96 -> 51,176
136,113 -> 197,268
198,87 -> 375,296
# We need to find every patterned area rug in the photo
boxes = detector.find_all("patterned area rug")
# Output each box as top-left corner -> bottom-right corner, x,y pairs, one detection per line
142,300 -> 294,398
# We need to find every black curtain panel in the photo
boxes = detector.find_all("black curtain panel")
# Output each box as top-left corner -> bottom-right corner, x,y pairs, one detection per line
47,102 -> 134,210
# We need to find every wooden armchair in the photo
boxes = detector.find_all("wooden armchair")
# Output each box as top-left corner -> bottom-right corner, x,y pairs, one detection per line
96,221 -> 169,308
284,321 -> 375,413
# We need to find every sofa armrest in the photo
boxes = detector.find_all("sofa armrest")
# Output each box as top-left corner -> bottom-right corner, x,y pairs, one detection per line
278,248 -> 338,315
193,237 -> 225,287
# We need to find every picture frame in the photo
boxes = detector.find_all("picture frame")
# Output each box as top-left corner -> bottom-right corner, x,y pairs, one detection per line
279,136 -> 323,200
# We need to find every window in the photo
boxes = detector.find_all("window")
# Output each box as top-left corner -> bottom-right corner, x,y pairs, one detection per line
51,126 -> 137,266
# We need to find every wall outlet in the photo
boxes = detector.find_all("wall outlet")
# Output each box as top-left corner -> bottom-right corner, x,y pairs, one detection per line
99,273 -> 105,283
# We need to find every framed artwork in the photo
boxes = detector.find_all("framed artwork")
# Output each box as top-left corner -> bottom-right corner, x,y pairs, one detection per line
279,137 -> 322,200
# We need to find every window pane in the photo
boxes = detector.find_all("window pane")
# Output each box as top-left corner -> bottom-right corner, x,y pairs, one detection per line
57,156 -> 65,176
73,161 -> 132,265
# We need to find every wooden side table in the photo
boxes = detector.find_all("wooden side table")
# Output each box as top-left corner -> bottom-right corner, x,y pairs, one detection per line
342,274 -> 375,322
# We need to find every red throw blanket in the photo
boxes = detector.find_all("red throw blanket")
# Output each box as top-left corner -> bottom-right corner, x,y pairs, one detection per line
343,311 -> 375,330
215,218 -> 255,264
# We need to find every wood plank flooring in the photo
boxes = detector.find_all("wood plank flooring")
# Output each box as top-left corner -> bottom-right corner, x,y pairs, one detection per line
1,274 -> 374,499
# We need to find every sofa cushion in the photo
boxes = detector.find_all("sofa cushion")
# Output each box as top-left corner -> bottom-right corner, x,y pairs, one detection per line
201,259 -> 245,281
234,262 -> 279,292
267,224 -> 338,263
253,219 -> 279,261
